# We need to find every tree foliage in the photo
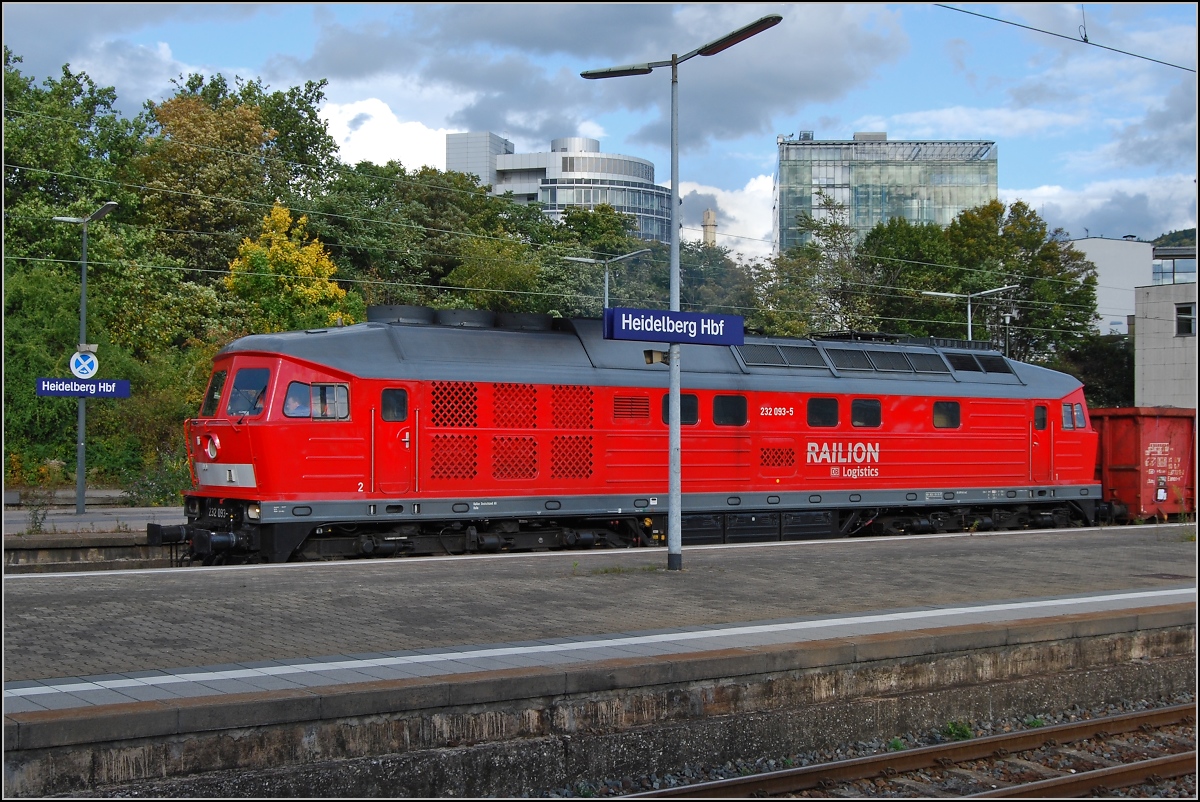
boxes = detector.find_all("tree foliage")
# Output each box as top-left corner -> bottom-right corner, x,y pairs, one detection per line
135,90 -> 272,281
227,204 -> 364,332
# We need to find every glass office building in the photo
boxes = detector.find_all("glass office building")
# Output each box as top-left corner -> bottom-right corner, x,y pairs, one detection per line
447,133 -> 671,242
774,132 -> 998,252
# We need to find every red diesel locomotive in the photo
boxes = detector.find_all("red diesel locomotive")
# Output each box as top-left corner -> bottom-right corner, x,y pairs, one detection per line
149,307 -> 1116,564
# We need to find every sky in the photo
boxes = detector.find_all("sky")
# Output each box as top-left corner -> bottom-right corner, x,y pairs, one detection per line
3,3 -> 1196,260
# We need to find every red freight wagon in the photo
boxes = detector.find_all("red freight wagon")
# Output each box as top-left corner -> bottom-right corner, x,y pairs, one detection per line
1091,407 -> 1196,520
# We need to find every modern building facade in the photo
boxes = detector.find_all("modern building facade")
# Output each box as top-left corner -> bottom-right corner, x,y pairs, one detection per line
1070,237 -> 1153,335
773,131 -> 998,252
1070,239 -> 1197,336
1135,280 -> 1197,408
446,133 -> 671,242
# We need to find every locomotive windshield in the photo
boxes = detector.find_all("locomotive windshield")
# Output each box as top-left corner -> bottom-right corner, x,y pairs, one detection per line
226,368 -> 270,417
199,370 -> 227,417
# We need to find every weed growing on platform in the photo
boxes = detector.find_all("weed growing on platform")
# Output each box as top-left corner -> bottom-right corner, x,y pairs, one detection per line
590,564 -> 660,576
24,459 -> 66,535
121,448 -> 189,506
941,720 -> 973,741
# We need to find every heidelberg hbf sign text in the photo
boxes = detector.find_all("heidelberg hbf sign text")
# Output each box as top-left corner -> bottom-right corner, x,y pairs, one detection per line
603,307 -> 744,346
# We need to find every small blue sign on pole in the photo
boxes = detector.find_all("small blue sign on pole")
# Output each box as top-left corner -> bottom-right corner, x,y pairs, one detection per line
36,378 -> 131,398
603,307 -> 744,346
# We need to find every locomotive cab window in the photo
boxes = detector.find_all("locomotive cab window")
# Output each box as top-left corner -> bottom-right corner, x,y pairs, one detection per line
661,393 -> 699,425
933,401 -> 960,429
226,368 -> 270,417
851,399 -> 881,428
713,395 -> 747,426
1034,405 -> 1047,430
381,389 -> 408,422
807,398 -> 838,428
312,384 -> 350,420
199,370 -> 227,417
283,382 -> 311,417
1073,403 -> 1087,430
1061,403 -> 1075,430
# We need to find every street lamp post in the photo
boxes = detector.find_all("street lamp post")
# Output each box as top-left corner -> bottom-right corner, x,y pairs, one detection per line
583,14 -> 782,570
53,201 -> 118,514
563,248 -> 651,308
922,284 -> 1019,341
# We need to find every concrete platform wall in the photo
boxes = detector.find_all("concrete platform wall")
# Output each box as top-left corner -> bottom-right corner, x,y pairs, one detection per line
4,605 -> 1194,797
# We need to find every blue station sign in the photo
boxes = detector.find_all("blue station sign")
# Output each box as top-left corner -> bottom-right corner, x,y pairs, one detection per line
36,378 -> 131,398
603,307 -> 744,346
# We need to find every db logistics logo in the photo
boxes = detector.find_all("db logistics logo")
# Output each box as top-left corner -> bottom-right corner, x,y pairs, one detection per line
70,351 -> 98,379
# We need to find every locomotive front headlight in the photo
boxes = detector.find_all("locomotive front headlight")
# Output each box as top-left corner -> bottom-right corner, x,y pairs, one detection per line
204,435 -> 219,460
185,497 -> 200,516
246,503 -> 261,521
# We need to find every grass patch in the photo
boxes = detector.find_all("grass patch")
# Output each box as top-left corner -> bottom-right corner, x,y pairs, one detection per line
941,720 -> 973,741
590,564 -> 660,575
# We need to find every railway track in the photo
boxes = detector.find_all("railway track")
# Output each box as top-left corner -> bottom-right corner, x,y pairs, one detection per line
6,522 -> 1196,574
628,703 -> 1196,798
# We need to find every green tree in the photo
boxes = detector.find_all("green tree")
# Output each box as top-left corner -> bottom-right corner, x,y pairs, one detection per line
795,189 -> 873,332
3,50 -> 179,483
558,204 -> 639,254
856,216 -> 957,337
679,241 -> 757,317
134,83 -> 273,281
750,247 -> 822,338
304,161 -> 430,307
226,203 -> 365,332
1045,332 -> 1134,408
442,236 -> 543,313
946,200 -> 1097,361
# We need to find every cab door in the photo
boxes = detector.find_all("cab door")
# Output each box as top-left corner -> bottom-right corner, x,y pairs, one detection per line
376,387 -> 414,494
1030,403 -> 1051,482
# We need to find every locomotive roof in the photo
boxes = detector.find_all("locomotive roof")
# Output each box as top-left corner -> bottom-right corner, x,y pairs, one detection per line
219,316 -> 1083,400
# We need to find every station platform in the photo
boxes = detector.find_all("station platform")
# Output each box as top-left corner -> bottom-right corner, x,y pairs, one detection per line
4,524 -> 1196,797
2,504 -> 184,536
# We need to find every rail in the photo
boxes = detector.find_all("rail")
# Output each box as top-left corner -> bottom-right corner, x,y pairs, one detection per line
627,703 -> 1196,797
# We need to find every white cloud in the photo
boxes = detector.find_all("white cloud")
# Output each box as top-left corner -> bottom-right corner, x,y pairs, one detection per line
577,120 -> 607,140
1002,174 -> 1197,241
322,99 -> 462,169
678,174 -> 776,261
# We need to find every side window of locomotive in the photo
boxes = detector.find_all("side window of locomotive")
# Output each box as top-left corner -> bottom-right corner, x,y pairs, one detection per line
226,368 -> 270,417
661,393 -> 699,425
1073,403 -> 1087,430
713,395 -> 747,426
933,401 -> 960,429
1061,403 -> 1075,430
807,398 -> 838,428
283,382 -> 311,418
381,389 -> 408,422
1034,405 -> 1047,430
199,370 -> 227,417
312,384 -> 350,420
851,399 -> 881,428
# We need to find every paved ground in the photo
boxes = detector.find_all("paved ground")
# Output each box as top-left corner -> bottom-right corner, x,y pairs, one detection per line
4,525 -> 1194,706
3,505 -> 184,536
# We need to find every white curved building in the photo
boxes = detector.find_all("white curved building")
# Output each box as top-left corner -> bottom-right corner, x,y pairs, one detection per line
447,133 -> 671,242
